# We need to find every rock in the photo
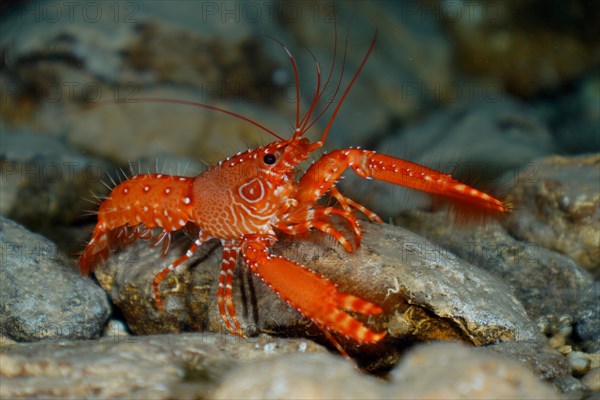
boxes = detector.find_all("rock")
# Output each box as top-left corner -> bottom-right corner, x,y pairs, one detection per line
0,333 -> 574,399
568,351 -> 592,375
575,282 -> 600,353
345,96 -> 554,217
442,0 -> 600,97
396,210 -> 595,337
0,216 -> 110,341
92,220 -> 539,369
540,73 -> 600,154
485,341 -> 583,394
389,342 -> 561,399
0,333 -> 326,399
505,154 -> 600,274
102,319 -> 131,339
1,6 -> 293,165
0,129 -> 111,231
61,87 -> 293,166
124,22 -> 280,103
581,367 -> 600,392
213,352 -> 383,399
214,342 -> 562,399
0,336 -> 17,347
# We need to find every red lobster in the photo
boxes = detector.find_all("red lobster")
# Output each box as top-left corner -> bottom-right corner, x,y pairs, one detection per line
80,32 -> 508,357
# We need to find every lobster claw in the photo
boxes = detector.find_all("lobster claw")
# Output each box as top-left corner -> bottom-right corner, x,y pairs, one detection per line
241,235 -> 386,348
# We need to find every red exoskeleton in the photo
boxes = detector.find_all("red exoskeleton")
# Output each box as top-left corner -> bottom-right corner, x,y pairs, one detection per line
80,32 -> 509,358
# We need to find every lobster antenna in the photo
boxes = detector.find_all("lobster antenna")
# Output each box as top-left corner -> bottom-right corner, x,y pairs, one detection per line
61,96 -> 283,141
265,35 -> 302,132
320,30 -> 377,144
294,14 -> 341,136
131,98 -> 284,140
297,47 -> 322,133
303,22 -> 350,134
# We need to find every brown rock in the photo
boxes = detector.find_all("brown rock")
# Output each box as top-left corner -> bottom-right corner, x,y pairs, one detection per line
442,0 -> 600,97
505,154 -> 600,273
93,220 -> 539,369
0,333 -> 326,399
396,209 -> 594,335
389,342 -> 562,399
0,216 -> 110,342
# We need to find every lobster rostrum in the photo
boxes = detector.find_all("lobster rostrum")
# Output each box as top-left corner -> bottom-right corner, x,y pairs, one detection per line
80,31 -> 509,358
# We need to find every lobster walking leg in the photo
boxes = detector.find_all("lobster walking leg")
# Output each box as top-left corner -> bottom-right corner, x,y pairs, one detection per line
276,207 -> 361,251
218,242 -> 243,336
152,231 -> 209,311
240,235 -> 386,353
329,187 -> 383,223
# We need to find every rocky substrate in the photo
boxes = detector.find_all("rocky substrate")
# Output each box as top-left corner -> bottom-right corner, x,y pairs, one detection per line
2,333 -> 563,399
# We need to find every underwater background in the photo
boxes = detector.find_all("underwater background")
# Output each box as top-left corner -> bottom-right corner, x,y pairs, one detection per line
1,1 -> 599,398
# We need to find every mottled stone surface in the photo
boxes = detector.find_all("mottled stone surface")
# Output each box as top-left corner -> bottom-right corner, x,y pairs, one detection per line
574,281 -> 600,353
213,352 -> 384,400
505,154 -> 600,273
485,341 -> 585,394
215,342 -> 562,399
443,0 -> 600,97
0,216 -> 110,341
0,130 -> 110,230
1,336 -> 560,399
93,220 -> 539,368
389,342 -> 562,399
397,210 -> 595,337
581,367 -> 600,392
0,333 -> 326,399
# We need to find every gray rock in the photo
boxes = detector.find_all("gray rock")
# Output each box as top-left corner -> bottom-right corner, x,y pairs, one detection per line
1,7 -> 293,166
575,281 -> 600,353
442,1 -> 600,98
396,210 -> 595,337
505,154 -> 600,273
485,341 -> 585,394
0,129 -> 111,231
92,220 -> 538,369
0,333 -> 326,399
541,73 -> 600,153
0,216 -> 110,341
0,333 -> 572,400
213,352 -> 384,399
214,342 -> 562,399
389,342 -> 562,399
581,367 -> 600,392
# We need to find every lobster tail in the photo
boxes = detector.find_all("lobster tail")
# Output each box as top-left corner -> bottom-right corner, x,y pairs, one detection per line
79,229 -> 110,275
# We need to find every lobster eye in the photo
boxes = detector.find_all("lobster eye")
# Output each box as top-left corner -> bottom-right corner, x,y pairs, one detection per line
263,154 -> 276,165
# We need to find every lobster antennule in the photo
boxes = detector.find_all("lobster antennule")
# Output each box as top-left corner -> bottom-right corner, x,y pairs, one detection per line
319,30 -> 378,145
298,22 -> 347,136
266,35 -> 303,130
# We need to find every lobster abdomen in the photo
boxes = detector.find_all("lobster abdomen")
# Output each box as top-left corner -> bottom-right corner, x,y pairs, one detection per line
79,174 -> 194,274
